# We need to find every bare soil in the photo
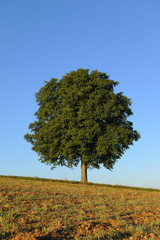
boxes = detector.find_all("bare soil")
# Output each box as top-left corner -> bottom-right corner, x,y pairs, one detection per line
1,177 -> 160,239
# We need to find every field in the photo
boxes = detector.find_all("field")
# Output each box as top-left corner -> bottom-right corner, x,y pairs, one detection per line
1,176 -> 160,239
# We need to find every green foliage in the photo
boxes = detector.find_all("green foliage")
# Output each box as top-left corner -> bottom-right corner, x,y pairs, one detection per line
24,69 -> 140,171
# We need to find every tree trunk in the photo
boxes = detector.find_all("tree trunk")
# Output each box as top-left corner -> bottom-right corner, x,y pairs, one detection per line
81,161 -> 88,183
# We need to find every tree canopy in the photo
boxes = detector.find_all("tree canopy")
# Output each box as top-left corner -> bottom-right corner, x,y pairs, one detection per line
24,69 -> 140,182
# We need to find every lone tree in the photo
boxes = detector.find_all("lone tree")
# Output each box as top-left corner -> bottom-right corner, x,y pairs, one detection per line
24,69 -> 140,183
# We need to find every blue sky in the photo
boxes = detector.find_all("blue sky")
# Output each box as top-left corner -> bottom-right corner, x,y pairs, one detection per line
0,0 -> 160,188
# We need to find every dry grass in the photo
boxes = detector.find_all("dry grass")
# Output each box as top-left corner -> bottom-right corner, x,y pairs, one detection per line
0,176 -> 160,239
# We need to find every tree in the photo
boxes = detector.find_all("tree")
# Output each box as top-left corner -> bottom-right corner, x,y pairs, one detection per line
24,69 -> 140,183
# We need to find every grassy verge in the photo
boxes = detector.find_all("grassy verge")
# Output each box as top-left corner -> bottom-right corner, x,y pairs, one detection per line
0,175 -> 159,192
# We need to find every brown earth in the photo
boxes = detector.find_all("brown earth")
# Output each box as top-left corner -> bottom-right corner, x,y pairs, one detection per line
1,177 -> 160,239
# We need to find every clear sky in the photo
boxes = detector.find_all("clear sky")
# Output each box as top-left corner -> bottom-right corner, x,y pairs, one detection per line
0,0 -> 160,189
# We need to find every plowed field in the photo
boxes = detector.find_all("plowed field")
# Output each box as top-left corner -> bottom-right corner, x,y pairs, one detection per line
1,177 -> 160,239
